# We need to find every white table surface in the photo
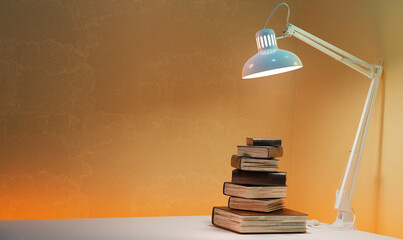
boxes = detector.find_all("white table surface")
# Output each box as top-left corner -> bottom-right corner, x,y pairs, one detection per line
0,215 -> 399,240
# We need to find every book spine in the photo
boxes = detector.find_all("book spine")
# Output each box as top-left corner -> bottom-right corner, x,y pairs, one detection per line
211,207 -> 216,225
269,146 -> 283,158
230,155 -> 242,169
222,182 -> 227,195
231,169 -> 286,186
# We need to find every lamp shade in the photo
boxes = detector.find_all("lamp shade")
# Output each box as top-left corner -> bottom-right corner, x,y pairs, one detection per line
242,29 -> 302,79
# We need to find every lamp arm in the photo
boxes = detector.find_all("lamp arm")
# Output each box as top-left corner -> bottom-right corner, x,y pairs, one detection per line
280,23 -> 383,228
281,23 -> 382,78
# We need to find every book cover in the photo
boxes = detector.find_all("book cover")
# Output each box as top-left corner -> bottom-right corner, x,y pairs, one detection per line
246,138 -> 282,146
228,197 -> 283,213
231,155 -> 279,171
232,169 -> 286,186
223,182 -> 287,198
213,206 -> 307,217
237,146 -> 283,158
212,206 -> 307,234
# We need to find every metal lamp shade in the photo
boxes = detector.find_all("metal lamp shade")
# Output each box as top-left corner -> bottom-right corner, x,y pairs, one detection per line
242,29 -> 302,79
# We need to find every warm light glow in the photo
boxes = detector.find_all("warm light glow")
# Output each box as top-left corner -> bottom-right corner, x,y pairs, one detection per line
242,65 -> 302,79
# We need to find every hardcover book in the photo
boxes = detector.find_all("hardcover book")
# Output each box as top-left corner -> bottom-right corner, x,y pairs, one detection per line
223,182 -> 287,199
246,138 -> 282,146
212,207 -> 307,233
237,146 -> 283,158
228,197 -> 283,213
231,169 -> 286,186
231,155 -> 279,172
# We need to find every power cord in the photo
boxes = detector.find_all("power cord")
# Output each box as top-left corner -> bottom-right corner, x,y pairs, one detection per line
263,2 -> 290,29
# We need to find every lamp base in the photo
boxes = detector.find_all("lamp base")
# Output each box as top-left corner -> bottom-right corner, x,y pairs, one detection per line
307,211 -> 356,231
329,211 -> 356,230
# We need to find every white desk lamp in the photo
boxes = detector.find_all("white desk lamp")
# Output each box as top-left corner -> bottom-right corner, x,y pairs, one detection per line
242,3 -> 383,230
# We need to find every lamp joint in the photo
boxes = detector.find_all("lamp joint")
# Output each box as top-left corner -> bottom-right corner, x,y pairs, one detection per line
283,23 -> 295,37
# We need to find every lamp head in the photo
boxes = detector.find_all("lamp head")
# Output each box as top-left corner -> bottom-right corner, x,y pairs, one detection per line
242,29 -> 302,79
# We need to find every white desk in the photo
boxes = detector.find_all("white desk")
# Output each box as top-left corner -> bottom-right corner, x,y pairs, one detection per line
0,216 -> 399,240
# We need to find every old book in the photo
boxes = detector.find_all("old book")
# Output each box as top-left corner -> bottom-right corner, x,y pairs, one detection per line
237,146 -> 283,158
212,206 -> 307,233
228,197 -> 283,213
246,138 -> 282,146
231,169 -> 286,186
223,182 -> 287,198
231,155 -> 279,172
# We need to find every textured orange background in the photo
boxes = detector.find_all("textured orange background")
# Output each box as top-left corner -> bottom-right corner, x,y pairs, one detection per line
0,0 -> 402,239
0,0 -> 300,219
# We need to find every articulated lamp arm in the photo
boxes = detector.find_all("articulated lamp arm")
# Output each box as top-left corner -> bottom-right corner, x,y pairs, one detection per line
279,23 -> 383,228
281,23 -> 382,78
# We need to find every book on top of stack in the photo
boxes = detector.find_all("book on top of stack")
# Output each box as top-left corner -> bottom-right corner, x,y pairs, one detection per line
212,137 -> 307,234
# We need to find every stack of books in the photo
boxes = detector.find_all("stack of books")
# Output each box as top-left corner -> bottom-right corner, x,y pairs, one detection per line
212,138 -> 307,234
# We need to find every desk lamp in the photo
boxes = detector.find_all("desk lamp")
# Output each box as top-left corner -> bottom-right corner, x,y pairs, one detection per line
242,3 -> 383,229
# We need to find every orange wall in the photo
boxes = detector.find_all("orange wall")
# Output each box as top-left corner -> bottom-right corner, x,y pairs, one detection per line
291,0 -> 403,238
0,0 -> 300,220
